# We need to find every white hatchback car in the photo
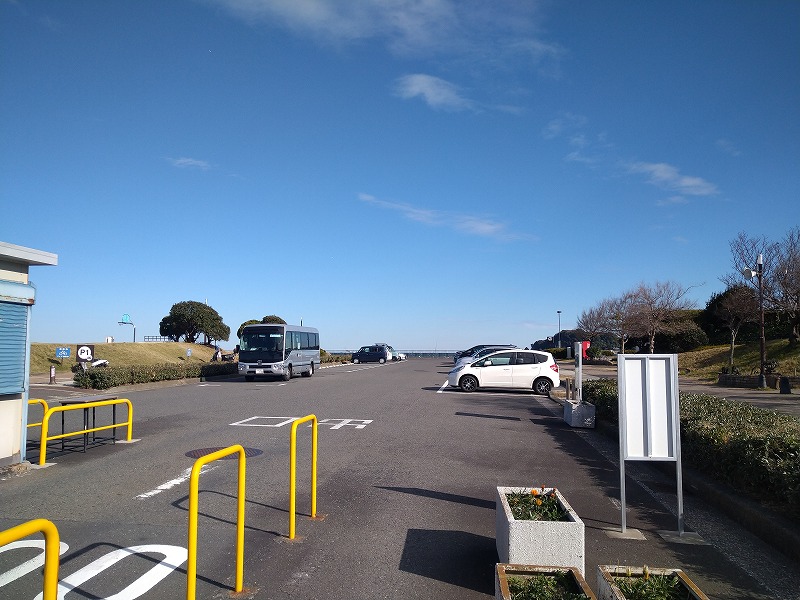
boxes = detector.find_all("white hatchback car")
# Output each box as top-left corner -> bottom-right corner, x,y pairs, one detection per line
447,349 -> 559,395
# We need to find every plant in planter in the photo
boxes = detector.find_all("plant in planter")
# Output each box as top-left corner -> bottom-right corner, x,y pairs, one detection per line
596,565 -> 709,600
496,564 -> 596,600
496,487 -> 585,574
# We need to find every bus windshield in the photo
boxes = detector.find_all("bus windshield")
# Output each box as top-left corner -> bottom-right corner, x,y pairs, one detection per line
240,326 -> 284,362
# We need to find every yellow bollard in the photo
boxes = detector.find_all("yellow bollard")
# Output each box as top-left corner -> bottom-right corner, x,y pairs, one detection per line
289,414 -> 318,539
187,445 -> 246,600
0,519 -> 60,600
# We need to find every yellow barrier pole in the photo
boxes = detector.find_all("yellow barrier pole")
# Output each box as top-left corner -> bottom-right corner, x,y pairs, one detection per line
27,399 -> 49,428
38,399 -> 134,465
0,518 -> 60,600
289,414 -> 318,539
187,445 -> 246,600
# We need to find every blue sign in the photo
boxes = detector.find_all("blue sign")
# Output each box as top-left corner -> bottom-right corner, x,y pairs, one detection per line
56,347 -> 71,359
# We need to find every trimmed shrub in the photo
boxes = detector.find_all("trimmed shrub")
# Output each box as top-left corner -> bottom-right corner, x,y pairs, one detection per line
73,362 -> 238,389
582,378 -> 619,422
582,379 -> 800,510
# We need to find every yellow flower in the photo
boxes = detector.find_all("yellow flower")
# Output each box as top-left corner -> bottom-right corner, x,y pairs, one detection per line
536,498 -> 543,506
531,489 -> 539,496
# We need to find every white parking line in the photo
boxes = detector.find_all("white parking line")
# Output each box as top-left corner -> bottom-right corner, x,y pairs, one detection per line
136,464 -> 216,499
437,380 -> 449,393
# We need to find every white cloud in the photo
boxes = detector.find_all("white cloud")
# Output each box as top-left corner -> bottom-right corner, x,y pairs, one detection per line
542,112 -> 587,140
208,0 -> 559,68
393,74 -> 473,111
166,157 -> 212,170
358,193 -> 529,241
716,138 -> 741,157
626,161 -> 718,196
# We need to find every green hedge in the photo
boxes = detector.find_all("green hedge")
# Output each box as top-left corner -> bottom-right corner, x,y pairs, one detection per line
582,378 -> 800,509
73,362 -> 238,390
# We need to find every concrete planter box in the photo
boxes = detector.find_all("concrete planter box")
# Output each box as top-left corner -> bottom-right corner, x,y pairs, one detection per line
597,565 -> 709,600
496,564 -> 596,600
496,487 -> 585,575
564,401 -> 596,428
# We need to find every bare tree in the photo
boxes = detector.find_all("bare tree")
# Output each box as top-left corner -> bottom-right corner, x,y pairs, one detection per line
575,305 -> 606,342
627,281 -> 697,354
714,285 -> 759,372
599,293 -> 636,354
724,227 -> 800,347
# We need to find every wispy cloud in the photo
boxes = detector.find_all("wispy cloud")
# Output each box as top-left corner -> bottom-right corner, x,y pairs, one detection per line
542,112 -> 587,140
716,138 -> 741,157
209,0 -> 557,62
393,74 -> 474,111
166,157 -> 212,170
358,193 -> 530,241
626,161 -> 718,196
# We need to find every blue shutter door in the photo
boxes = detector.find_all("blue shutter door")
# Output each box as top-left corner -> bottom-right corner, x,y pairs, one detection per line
0,302 -> 28,394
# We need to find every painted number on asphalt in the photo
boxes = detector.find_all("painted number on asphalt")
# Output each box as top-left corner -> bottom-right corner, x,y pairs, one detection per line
230,416 -> 373,429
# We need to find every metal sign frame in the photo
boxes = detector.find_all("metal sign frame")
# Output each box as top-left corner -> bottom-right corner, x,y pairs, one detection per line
617,354 -> 684,534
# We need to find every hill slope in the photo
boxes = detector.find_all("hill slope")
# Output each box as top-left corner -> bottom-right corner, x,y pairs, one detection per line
30,342 -> 217,375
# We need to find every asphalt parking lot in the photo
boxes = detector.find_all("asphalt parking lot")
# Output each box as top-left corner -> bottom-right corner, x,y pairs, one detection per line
2,358 -> 799,599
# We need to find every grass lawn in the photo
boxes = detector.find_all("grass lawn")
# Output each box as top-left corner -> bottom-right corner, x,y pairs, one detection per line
30,342 -> 217,375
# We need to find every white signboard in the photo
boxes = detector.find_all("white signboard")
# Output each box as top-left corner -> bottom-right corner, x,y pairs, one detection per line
617,354 -> 684,534
618,354 -> 679,460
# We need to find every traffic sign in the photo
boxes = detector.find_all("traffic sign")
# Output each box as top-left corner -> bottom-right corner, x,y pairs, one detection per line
56,347 -> 71,359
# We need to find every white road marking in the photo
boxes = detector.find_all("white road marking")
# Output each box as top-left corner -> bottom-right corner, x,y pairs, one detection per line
136,465 -> 215,499
437,380 -> 449,393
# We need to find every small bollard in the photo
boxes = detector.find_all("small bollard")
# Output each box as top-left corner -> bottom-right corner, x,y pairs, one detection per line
49,365 -> 56,384
779,376 -> 792,394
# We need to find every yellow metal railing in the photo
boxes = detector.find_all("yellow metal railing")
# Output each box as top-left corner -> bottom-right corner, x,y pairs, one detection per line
0,519 -> 60,600
27,398 -> 49,429
289,414 -> 318,540
38,398 -> 133,465
187,445 -> 246,600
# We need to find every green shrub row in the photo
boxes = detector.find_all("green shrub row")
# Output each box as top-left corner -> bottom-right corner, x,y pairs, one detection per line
73,362 -> 238,390
582,379 -> 800,509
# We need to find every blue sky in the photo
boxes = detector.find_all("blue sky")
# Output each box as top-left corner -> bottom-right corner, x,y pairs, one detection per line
2,0 -> 798,351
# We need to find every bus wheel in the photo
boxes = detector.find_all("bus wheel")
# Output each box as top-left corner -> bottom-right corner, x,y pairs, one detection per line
283,366 -> 292,381
303,363 -> 314,377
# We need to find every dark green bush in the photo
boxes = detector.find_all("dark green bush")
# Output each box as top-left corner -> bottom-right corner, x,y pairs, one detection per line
582,380 -> 800,509
73,362 -> 238,389
582,378 -> 619,422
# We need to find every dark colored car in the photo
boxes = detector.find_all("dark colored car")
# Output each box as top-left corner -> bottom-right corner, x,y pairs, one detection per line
352,345 -> 390,364
454,344 -> 516,363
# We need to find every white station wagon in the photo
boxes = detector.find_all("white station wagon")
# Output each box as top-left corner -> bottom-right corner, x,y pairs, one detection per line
447,349 -> 559,395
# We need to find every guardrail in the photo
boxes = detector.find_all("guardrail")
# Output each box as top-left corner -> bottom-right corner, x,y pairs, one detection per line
0,519 -> 61,600
38,398 -> 133,465
187,445 -> 246,600
27,398 -> 49,429
289,414 -> 318,539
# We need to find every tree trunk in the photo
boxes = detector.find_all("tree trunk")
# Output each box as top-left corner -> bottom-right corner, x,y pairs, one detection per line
728,329 -> 738,372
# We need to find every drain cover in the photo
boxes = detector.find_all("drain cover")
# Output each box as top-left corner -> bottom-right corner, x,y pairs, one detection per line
185,447 -> 263,460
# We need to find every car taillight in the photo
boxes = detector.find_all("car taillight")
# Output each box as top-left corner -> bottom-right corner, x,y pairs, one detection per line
550,363 -> 559,373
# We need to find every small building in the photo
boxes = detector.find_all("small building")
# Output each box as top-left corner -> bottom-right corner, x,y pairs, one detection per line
0,241 -> 58,467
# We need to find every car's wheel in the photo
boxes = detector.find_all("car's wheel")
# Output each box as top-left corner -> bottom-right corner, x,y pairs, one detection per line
533,377 -> 552,395
244,375 -> 254,382
353,358 -> 359,364
283,366 -> 292,381
303,362 -> 314,377
460,375 -> 478,392
379,358 -> 385,364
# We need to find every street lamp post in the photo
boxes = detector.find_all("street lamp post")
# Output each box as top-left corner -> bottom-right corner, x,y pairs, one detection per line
742,255 -> 766,388
118,313 -> 136,343
557,310 -> 562,349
